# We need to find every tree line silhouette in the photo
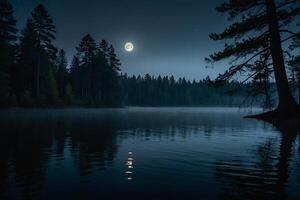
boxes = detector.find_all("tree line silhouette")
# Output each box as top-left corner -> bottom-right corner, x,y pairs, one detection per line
2,0 -> 294,108
0,1 -> 255,108
0,2 -> 122,107
121,74 -> 254,107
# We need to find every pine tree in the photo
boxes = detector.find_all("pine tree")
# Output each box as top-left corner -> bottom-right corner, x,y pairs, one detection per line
75,34 -> 98,99
70,56 -> 80,98
30,4 -> 57,98
57,49 -> 68,100
99,40 -> 110,59
17,19 -> 38,102
90,48 -> 107,104
0,0 -> 17,106
31,4 -> 57,61
108,44 -> 121,71
206,0 -> 300,118
106,44 -> 122,106
76,34 -> 97,65
70,36 -> 124,106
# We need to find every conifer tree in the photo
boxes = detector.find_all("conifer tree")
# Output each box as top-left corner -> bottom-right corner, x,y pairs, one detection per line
0,0 -> 17,106
31,4 -> 57,61
75,34 -> 98,98
206,0 -> 300,118
105,44 -> 122,106
76,34 -> 97,65
57,49 -> 68,99
17,19 -> 38,102
70,56 -> 80,98
30,4 -> 58,99
99,40 -> 110,59
108,44 -> 121,71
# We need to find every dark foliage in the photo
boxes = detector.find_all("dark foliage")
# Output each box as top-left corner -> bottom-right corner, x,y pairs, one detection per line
0,0 -> 17,106
0,2 -> 124,107
70,35 -> 122,107
207,0 -> 300,115
121,74 -> 251,107
0,1 -> 294,109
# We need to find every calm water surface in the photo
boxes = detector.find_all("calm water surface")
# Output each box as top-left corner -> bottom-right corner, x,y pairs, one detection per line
0,107 -> 299,200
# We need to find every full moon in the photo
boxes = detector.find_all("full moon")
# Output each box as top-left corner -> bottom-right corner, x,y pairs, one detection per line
125,42 -> 134,52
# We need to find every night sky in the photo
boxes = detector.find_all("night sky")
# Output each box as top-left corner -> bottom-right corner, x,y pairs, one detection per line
11,0 -> 228,80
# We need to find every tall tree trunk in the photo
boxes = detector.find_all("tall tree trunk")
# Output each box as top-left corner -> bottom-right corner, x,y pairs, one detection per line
266,0 -> 298,113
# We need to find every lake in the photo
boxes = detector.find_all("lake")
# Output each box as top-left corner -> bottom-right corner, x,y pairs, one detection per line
0,107 -> 299,200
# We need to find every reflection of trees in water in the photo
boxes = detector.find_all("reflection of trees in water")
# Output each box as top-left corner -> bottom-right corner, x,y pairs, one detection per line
0,109 -> 228,199
0,117 -> 55,200
0,109 -> 238,199
215,120 -> 300,200
215,138 -> 279,200
69,118 -> 118,177
1,109 -> 297,199
0,115 -> 118,200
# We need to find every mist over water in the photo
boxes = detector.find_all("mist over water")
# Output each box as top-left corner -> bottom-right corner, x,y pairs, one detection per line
0,107 -> 299,200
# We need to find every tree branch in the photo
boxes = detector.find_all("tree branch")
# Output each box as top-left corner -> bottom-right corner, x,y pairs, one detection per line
217,47 -> 270,81
277,0 -> 298,9
279,29 -> 300,37
215,33 -> 296,82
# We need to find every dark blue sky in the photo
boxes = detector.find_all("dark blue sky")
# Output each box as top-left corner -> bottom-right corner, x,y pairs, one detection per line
11,0 -> 228,80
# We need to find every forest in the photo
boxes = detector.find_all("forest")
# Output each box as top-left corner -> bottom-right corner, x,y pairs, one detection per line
206,0 -> 300,119
1,1 -> 299,110
1,2 -> 123,107
0,2 -> 257,108
121,74 -> 266,107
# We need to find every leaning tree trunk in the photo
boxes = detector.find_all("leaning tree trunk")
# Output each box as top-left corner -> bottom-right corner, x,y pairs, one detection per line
266,0 -> 299,114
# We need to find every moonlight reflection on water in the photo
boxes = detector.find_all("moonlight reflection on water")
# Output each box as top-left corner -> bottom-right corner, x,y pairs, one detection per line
0,107 -> 299,200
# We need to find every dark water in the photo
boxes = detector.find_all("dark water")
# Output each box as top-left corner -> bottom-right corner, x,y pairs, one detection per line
0,107 -> 299,200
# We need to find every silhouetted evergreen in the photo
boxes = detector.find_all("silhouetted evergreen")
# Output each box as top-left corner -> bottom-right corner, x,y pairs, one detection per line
106,44 -> 122,106
14,4 -> 59,106
70,35 -> 121,106
15,19 -> 37,106
207,0 -> 300,119
31,4 -> 58,101
70,55 -> 80,102
0,0 -> 17,106
56,49 -> 68,101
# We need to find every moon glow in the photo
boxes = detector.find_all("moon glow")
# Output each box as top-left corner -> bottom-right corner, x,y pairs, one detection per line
125,42 -> 134,52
